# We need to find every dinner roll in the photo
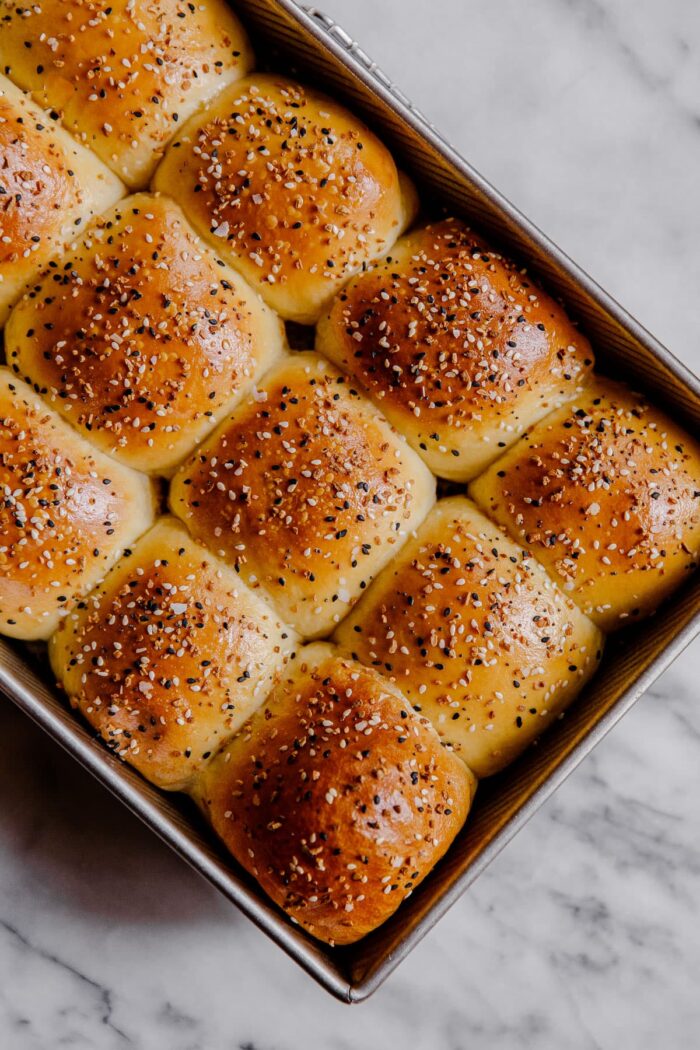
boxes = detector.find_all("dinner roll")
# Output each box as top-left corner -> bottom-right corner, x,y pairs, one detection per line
154,74 -> 417,323
470,378 -> 700,631
50,517 -> 297,792
0,0 -> 253,187
0,73 -> 123,326
170,352 -> 435,637
317,218 -> 594,480
193,642 -> 476,945
6,193 -> 285,475
0,369 -> 154,641
334,497 -> 603,777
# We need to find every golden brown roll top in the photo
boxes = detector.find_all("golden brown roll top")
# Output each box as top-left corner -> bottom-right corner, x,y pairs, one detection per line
154,74 -> 418,323
193,642 -> 476,945
0,0 -> 253,187
170,351 -> 435,638
6,193 -> 286,475
335,497 -> 603,776
49,517 -> 297,792
0,370 -> 154,640
317,218 -> 594,480
470,378 -> 700,631
0,73 -> 123,325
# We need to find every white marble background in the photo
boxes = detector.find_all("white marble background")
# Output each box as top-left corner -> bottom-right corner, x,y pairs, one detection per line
1,1 -> 699,1046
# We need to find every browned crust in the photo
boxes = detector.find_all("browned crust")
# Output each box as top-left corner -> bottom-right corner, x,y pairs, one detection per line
155,75 -> 415,322
50,518 -> 297,790
335,497 -> 603,775
317,218 -> 594,479
170,352 -> 435,636
470,378 -> 700,629
7,193 -> 284,473
0,369 -> 153,639
0,0 -> 253,186
196,644 -> 475,944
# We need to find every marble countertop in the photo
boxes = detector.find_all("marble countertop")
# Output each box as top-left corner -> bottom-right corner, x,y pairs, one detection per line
1,1 -> 699,1046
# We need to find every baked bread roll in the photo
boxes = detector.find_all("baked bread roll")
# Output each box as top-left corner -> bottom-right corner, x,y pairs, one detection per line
0,73 -> 123,325
470,378 -> 700,631
192,642 -> 476,945
0,0 -> 253,187
334,497 -> 603,776
50,517 -> 297,792
170,351 -> 435,637
0,369 -> 154,641
317,218 -> 594,480
154,74 -> 417,323
6,193 -> 285,475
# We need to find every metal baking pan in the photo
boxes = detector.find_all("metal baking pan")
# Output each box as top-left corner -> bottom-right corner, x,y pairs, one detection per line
1,0 -> 698,1003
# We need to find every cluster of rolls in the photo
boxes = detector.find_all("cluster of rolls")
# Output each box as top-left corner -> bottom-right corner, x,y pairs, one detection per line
0,0 -> 698,947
